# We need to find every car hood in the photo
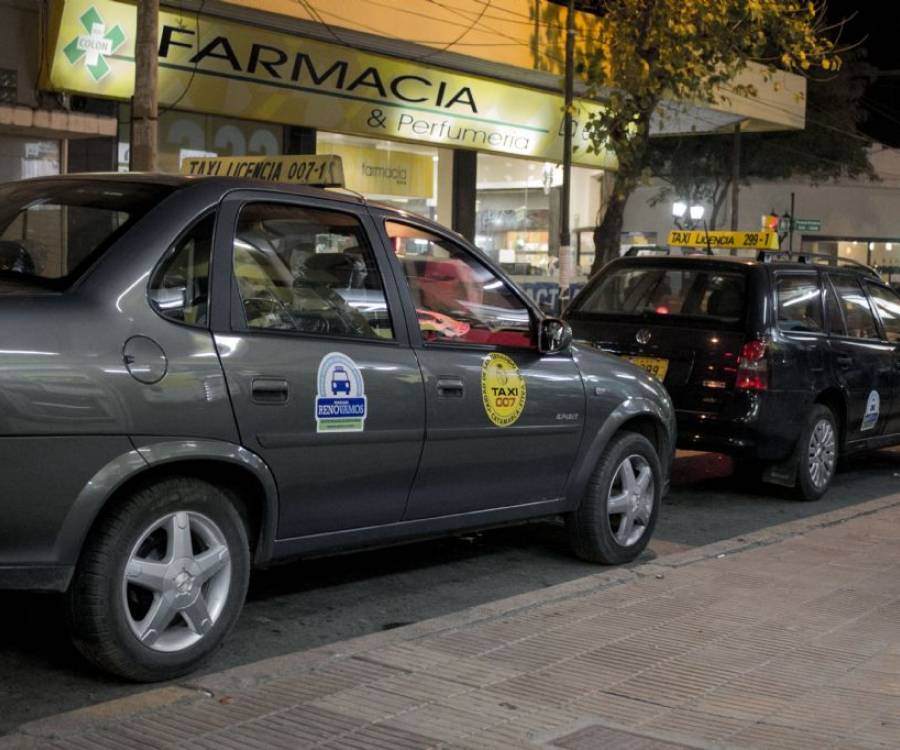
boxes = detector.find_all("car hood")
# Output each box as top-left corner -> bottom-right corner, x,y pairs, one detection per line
569,340 -> 673,414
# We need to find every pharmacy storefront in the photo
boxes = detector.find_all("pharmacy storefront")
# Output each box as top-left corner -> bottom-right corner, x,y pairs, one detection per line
43,0 -> 617,302
42,0 -> 803,302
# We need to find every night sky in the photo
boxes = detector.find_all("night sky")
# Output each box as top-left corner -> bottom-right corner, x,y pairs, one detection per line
827,0 -> 900,147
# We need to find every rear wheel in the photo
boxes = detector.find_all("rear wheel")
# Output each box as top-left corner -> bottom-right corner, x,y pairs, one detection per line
66,477 -> 250,682
567,432 -> 661,564
793,404 -> 837,501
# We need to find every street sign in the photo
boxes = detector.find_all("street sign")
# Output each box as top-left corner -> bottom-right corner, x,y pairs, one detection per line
667,230 -> 780,250
793,218 -> 822,232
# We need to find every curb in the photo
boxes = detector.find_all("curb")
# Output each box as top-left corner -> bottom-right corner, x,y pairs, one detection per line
12,491 -> 900,742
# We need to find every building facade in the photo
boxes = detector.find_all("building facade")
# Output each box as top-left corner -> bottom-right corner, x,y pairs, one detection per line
623,147 -> 900,283
14,0 -> 807,301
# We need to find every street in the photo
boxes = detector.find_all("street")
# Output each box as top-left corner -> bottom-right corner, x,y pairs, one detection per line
2,448 -> 898,736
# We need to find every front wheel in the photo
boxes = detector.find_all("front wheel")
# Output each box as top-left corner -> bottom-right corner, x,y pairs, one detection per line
793,404 -> 838,501
66,477 -> 250,682
566,432 -> 662,564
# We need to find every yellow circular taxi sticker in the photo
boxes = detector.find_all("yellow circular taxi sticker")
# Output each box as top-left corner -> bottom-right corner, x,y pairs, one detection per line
481,353 -> 526,427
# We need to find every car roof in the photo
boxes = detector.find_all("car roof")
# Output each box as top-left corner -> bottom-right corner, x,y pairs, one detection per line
10,172 -> 471,241
10,171 -> 368,205
606,253 -> 880,279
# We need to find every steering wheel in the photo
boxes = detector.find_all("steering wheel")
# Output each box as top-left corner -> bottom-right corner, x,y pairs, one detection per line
291,276 -> 375,338
243,289 -> 296,330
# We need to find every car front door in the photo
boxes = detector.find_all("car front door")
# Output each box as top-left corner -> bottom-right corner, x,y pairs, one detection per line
211,193 -> 424,538
377,216 -> 585,520
862,280 -> 900,437
826,273 -> 893,444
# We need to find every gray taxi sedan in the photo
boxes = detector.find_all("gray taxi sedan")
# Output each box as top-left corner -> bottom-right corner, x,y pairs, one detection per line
0,174 -> 674,681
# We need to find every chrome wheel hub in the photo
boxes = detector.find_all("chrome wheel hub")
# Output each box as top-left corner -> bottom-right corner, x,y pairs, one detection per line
122,511 -> 231,653
808,418 -> 836,490
607,455 -> 655,547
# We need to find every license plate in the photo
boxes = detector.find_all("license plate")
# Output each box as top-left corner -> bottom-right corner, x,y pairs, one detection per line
624,356 -> 669,382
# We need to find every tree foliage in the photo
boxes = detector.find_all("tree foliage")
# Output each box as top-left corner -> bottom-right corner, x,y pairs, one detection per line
573,0 -> 842,272
645,57 -> 876,230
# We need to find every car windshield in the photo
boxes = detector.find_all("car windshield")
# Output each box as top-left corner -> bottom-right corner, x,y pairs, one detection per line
572,265 -> 747,323
0,180 -> 173,288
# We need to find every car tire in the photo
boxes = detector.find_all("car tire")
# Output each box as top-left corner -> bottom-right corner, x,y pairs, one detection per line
566,432 -> 661,565
793,404 -> 838,501
66,477 -> 250,682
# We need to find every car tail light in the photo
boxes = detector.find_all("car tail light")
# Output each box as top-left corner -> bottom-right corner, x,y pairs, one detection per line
736,339 -> 768,390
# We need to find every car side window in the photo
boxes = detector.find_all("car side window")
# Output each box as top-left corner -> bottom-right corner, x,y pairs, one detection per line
233,203 -> 394,340
830,275 -> 879,340
149,214 -> 214,327
775,274 -> 823,333
385,220 -> 533,348
866,283 -> 900,343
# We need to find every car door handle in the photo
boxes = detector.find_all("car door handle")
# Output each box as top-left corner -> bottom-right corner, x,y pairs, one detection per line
835,354 -> 853,369
251,377 -> 289,404
436,377 -> 465,398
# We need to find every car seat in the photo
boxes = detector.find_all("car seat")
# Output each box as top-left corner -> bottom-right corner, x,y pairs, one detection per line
706,280 -> 744,319
302,248 -> 368,289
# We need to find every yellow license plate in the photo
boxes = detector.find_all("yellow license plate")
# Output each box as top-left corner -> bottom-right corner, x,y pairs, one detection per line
624,356 -> 669,382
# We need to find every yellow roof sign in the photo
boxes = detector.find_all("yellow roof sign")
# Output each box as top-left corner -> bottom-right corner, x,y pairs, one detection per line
181,155 -> 345,187
668,230 -> 780,250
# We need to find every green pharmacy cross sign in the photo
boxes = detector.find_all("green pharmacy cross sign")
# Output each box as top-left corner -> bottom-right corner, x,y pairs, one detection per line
62,6 -> 126,82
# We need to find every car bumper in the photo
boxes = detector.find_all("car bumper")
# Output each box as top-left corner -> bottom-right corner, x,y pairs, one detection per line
675,390 -> 809,461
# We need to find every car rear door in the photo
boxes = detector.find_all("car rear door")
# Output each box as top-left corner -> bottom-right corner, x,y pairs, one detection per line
210,191 -> 424,538
825,272 -> 893,443
861,280 -> 900,437
376,214 -> 585,520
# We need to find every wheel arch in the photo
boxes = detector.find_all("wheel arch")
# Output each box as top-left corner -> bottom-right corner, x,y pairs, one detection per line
566,399 -> 674,508
814,387 -> 847,447
57,440 -> 279,573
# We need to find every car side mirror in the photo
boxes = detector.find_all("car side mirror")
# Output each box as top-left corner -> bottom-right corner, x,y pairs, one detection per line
538,317 -> 573,354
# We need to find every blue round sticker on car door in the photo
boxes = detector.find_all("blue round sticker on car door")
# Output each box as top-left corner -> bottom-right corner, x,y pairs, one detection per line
315,352 -> 367,432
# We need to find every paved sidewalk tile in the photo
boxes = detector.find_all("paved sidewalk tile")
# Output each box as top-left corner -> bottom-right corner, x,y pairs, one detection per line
6,499 -> 900,750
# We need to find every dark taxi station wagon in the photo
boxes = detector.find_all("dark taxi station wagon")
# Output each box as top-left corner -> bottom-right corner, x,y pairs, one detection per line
0,170 -> 674,681
566,251 -> 900,501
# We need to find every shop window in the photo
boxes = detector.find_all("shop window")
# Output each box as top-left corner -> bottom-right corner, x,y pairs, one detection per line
866,283 -> 900,343
0,137 -> 59,182
150,215 -> 214,327
233,203 -> 393,340
830,275 -> 878,340
775,275 -> 823,333
385,220 -> 533,348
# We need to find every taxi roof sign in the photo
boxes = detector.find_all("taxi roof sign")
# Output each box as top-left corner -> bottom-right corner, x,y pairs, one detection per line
667,230 -> 779,251
181,154 -> 344,187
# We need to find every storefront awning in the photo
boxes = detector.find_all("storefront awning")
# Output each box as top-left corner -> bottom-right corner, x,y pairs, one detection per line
41,0 -> 804,171
214,0 -> 807,134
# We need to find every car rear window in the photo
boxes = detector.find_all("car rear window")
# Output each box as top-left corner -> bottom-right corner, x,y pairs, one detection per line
0,180 -> 173,288
572,266 -> 747,322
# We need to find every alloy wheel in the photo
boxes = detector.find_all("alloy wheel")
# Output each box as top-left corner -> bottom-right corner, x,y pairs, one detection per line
122,511 -> 232,653
808,418 -> 836,490
606,454 -> 655,547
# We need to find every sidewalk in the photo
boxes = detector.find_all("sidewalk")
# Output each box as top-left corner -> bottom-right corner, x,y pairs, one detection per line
7,496 -> 900,750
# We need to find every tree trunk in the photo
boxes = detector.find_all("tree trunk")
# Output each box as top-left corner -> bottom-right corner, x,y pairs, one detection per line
131,0 -> 159,171
591,187 -> 628,276
709,177 -> 731,231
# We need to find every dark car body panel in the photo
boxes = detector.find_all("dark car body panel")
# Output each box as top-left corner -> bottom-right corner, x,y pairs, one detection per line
0,174 -> 675,591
